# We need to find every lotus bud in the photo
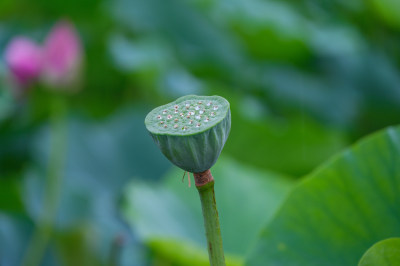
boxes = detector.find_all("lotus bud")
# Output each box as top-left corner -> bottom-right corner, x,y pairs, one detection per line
4,37 -> 43,87
42,20 -> 83,90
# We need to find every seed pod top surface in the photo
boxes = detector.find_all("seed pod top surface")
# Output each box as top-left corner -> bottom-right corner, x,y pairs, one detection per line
145,95 -> 229,136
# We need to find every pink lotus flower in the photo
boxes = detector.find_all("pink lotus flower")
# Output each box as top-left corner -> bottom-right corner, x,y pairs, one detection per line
4,37 -> 43,87
41,20 -> 83,89
3,20 -> 83,92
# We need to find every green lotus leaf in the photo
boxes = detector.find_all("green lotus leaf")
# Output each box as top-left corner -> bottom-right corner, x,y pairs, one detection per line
246,126 -> 400,265
145,95 -> 231,173
358,238 -> 400,266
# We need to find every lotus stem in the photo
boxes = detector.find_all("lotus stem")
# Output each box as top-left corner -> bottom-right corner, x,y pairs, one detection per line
21,96 -> 67,266
194,170 -> 226,266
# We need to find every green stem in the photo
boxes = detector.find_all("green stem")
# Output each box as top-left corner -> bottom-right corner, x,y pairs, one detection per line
194,170 -> 226,266
22,96 -> 67,266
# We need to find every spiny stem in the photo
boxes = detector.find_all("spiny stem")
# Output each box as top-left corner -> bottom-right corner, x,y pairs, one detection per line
194,170 -> 226,266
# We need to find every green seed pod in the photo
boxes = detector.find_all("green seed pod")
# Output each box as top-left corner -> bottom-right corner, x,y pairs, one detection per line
145,95 -> 231,173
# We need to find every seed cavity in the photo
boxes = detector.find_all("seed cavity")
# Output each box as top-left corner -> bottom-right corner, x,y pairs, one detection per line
162,110 -> 167,114
180,113 -> 184,117
196,123 -> 201,127
189,111 -> 194,115
174,105 -> 179,109
163,125 -> 167,128
160,121 -> 164,124
174,118 -> 178,122
157,115 -> 162,119
186,115 -> 191,119
183,126 -> 188,131
204,117 -> 209,122
207,102 -> 212,106
195,106 -> 200,111
199,110 -> 204,114
213,106 -> 218,110
174,124 -> 178,129
211,112 -> 215,116
167,115 -> 172,119
195,115 -> 201,120
198,101 -> 202,104
189,120 -> 193,124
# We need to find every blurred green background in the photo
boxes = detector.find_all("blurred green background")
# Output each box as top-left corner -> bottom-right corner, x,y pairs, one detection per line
1,0 -> 400,265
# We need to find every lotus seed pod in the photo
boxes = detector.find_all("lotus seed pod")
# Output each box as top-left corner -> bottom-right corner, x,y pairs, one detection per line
145,95 -> 231,173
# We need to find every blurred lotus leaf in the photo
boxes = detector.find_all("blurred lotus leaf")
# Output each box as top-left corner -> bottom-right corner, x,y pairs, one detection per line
121,157 -> 294,263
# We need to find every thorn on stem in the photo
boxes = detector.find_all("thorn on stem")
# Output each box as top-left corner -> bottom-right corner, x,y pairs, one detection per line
182,171 -> 187,183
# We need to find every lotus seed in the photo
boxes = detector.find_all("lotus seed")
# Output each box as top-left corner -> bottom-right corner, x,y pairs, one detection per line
163,125 -> 167,128
174,118 -> 178,122
198,101 -> 202,104
167,115 -> 172,119
174,105 -> 179,109
187,115 -> 191,119
204,117 -> 209,122
160,121 -> 164,124
196,123 -> 201,127
162,110 -> 167,114
189,120 -> 193,124
157,115 -> 161,119
174,124 -> 178,128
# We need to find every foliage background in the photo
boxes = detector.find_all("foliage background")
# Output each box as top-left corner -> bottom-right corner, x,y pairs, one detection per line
0,0 -> 400,265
